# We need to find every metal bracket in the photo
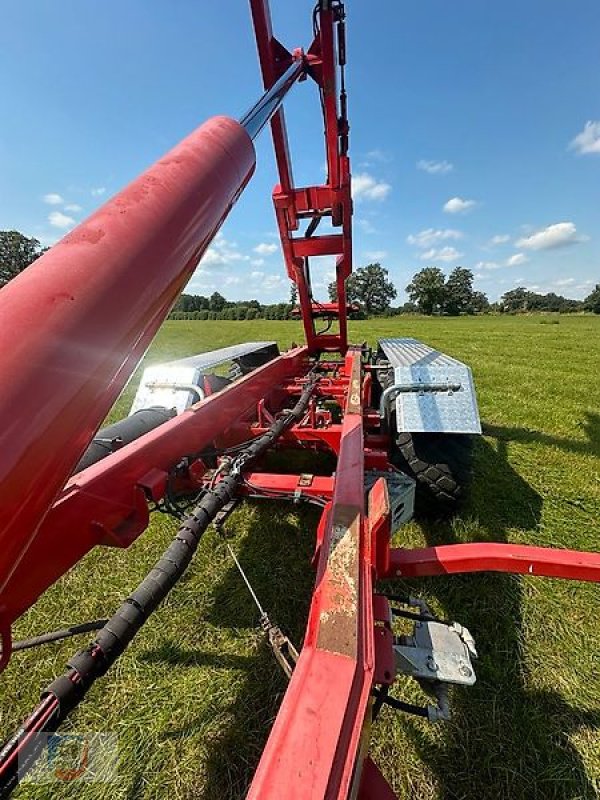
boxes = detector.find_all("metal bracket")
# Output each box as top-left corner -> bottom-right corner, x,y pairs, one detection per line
261,615 -> 299,680
364,469 -> 415,532
392,602 -> 477,722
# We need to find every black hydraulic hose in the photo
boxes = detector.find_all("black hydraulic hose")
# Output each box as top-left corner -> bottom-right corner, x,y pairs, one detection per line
10,620 -> 109,652
390,608 -> 447,625
371,686 -> 429,721
382,694 -> 429,718
0,374 -> 318,798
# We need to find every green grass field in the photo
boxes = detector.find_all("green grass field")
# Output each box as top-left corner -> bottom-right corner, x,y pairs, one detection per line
2,315 -> 599,800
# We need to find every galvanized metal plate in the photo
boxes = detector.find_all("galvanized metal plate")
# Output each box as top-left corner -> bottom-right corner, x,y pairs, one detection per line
364,469 -> 415,531
130,341 -> 277,415
394,620 -> 477,686
164,342 -> 277,371
378,338 -> 481,434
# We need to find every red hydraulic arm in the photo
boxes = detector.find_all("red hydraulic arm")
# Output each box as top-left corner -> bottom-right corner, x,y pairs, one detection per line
0,57 -> 305,653
0,117 -> 255,625
250,0 -> 353,353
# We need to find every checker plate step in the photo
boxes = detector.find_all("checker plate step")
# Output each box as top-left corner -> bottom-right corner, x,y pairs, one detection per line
378,338 -> 481,434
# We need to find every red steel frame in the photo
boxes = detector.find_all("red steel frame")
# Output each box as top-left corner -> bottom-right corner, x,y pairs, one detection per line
0,1 -> 599,798
250,0 -> 353,354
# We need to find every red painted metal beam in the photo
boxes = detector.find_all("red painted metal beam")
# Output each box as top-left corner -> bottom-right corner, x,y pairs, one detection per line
242,472 -> 334,501
250,0 -> 352,356
0,348 -> 308,629
357,758 -> 397,800
311,5 -> 340,192
0,116 -> 255,606
248,350 -> 374,799
292,233 -> 344,257
387,543 -> 600,583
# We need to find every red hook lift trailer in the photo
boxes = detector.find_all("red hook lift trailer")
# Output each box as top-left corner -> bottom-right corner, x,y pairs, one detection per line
0,2 -> 599,797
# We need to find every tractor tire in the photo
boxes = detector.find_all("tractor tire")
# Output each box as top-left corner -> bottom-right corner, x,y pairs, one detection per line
394,431 -> 474,510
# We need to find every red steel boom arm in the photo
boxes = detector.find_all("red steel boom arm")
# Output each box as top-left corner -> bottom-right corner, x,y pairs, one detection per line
0,117 -> 255,617
0,53 -> 306,635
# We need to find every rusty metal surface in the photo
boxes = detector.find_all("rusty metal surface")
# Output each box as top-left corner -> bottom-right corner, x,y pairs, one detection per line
346,349 -> 362,415
316,505 -> 361,657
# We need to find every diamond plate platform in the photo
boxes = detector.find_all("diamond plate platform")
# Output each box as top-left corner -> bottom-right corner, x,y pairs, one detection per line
130,342 -> 278,415
378,338 -> 481,434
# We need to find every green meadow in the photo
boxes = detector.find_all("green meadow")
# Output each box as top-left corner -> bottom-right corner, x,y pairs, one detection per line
2,315 -> 599,800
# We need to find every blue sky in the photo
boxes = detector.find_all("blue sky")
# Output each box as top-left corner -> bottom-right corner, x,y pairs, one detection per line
1,0 -> 598,304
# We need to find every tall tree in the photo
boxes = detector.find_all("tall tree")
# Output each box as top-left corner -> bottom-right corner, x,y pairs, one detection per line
444,267 -> 475,315
500,287 -> 531,312
584,284 -> 600,314
327,263 -> 396,315
471,290 -> 490,313
209,291 -> 226,312
0,230 -> 47,288
289,282 -> 298,306
406,267 -> 446,315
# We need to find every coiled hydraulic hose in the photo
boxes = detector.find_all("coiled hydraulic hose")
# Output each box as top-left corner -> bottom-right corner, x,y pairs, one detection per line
0,372 -> 318,798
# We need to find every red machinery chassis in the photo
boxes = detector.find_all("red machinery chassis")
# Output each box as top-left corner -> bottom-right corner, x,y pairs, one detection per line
2,347 -> 600,798
1,1 -> 599,798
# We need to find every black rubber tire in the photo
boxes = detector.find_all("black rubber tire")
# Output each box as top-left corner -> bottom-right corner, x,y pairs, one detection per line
394,431 -> 474,508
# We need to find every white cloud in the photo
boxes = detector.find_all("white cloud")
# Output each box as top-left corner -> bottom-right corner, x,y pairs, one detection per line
43,193 -> 64,205
202,249 -> 232,267
305,256 -> 336,292
365,149 -> 391,164
64,203 -> 82,212
356,218 -> 377,234
91,187 -> 106,197
250,258 -> 265,267
363,250 -> 387,261
506,252 -> 528,267
407,228 -> 463,248
569,121 -> 600,155
352,172 -> 391,201
420,246 -> 463,263
490,234 -> 510,245
575,280 -> 595,291
48,211 -> 76,229
475,260 -> 501,271
253,242 -> 278,255
443,196 -> 476,214
250,271 -> 265,280
476,253 -> 528,270
553,277 -> 575,287
201,233 -> 249,268
516,222 -> 586,251
417,159 -> 453,175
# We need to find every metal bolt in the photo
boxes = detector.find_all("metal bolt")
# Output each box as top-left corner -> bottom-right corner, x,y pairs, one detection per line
426,656 -> 438,672
459,664 -> 472,677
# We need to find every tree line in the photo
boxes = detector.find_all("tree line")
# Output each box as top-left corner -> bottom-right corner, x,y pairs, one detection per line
171,292 -> 294,320
2,230 -> 599,316
403,266 -> 600,315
